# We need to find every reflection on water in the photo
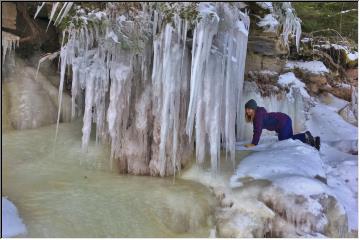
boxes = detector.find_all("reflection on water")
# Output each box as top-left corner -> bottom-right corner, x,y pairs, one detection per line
3,121 -> 215,237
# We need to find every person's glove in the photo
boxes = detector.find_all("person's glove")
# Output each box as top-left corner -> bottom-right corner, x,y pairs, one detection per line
244,143 -> 255,148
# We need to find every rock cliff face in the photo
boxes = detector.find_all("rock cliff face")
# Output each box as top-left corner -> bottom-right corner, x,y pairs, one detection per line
2,57 -> 71,131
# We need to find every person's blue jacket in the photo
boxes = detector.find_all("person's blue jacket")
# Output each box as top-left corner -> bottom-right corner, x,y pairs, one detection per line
251,107 -> 291,145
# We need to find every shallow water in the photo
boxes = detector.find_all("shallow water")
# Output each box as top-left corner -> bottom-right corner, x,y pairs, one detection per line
2,121 -> 215,237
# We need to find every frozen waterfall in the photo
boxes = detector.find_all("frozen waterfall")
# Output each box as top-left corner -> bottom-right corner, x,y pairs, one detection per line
56,2 -> 251,175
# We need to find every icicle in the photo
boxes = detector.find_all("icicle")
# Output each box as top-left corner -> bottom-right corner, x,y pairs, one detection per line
35,51 -> 60,83
53,2 -> 74,26
71,61 -> 79,119
186,3 -> 219,140
46,2 -> 60,31
81,70 -> 95,150
53,3 -> 68,25
33,2 -> 45,19
54,45 -> 68,142
57,2 -> 74,26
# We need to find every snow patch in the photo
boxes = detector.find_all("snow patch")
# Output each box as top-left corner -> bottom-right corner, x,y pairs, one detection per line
2,197 -> 27,237
320,143 -> 358,231
301,37 -> 312,43
314,43 -> 358,62
285,60 -> 330,74
347,51 -> 358,61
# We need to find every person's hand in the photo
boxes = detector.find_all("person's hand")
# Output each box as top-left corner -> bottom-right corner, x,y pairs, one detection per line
244,143 -> 255,148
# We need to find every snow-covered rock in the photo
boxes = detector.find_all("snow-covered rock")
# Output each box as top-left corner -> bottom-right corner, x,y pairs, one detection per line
231,140 -> 326,186
305,94 -> 358,232
306,101 -> 357,142
278,72 -> 310,100
231,139 -> 350,237
313,43 -> 358,68
257,14 -> 279,32
339,104 -> 358,126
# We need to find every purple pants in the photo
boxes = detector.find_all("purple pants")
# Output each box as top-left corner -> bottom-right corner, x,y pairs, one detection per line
278,118 -> 306,143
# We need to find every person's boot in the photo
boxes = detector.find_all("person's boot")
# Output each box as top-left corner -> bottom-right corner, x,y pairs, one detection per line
315,136 -> 321,151
305,131 -> 315,147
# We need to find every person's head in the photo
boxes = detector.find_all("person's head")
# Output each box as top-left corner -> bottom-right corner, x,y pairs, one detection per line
245,99 -> 257,122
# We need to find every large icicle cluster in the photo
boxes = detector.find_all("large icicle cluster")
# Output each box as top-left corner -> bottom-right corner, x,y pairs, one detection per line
186,3 -> 249,171
56,3 -> 153,172
151,8 -> 192,176
56,2 -> 250,176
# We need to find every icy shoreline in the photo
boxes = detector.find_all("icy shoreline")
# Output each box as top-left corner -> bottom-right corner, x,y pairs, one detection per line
181,94 -> 358,237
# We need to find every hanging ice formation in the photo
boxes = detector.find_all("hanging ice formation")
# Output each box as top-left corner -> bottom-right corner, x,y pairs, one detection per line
256,2 -> 302,51
56,2 -> 250,176
186,3 -> 250,172
276,2 -> 302,52
1,31 -> 20,62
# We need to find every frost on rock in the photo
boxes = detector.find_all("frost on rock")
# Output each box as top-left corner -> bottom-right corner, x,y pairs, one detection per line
58,2 -> 250,175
